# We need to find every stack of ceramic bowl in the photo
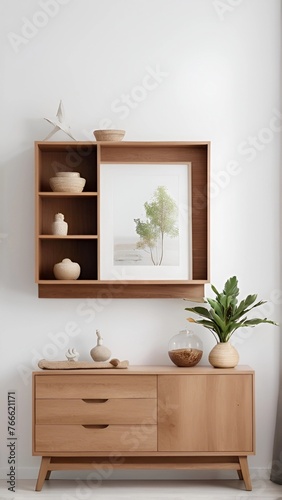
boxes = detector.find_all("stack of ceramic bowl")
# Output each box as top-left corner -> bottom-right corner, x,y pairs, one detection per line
49,172 -> 86,193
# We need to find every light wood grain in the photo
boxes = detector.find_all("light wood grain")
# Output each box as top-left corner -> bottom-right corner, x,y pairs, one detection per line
35,374 -> 157,398
35,424 -> 157,452
33,365 -> 254,376
36,398 -> 157,425
158,374 -> 254,453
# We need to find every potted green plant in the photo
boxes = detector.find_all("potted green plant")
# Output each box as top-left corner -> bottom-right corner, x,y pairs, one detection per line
185,276 -> 278,368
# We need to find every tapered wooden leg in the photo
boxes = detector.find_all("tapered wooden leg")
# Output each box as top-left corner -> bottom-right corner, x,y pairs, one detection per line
239,456 -> 252,491
237,469 -> 243,480
45,470 -> 51,480
35,457 -> 51,491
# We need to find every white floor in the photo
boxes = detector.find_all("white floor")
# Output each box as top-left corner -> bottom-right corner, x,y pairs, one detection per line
0,479 -> 281,500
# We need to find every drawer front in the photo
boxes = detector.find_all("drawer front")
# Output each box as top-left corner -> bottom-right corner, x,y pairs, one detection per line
35,424 -> 157,452
36,398 -> 157,425
35,375 -> 157,399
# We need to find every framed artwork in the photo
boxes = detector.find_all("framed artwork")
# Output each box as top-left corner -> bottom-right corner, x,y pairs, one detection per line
99,163 -> 192,281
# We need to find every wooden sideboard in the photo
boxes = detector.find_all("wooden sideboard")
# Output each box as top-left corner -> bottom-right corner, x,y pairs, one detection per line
32,365 -> 255,491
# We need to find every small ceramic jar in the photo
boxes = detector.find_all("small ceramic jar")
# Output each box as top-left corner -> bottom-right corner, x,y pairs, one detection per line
53,258 -> 81,280
52,213 -> 68,236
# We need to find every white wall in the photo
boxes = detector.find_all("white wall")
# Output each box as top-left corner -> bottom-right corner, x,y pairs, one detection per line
0,0 -> 281,483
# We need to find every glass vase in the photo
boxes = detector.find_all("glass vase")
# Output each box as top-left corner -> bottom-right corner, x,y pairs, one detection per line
168,329 -> 203,367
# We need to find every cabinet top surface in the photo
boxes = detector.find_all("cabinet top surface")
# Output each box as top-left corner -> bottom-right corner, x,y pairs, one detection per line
34,140 -> 210,147
33,365 -> 254,376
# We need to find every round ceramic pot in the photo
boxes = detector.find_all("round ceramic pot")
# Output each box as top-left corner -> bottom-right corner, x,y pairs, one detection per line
208,341 -> 239,368
53,258 -> 81,280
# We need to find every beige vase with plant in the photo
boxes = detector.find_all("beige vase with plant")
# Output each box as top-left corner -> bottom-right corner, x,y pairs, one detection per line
185,276 -> 277,368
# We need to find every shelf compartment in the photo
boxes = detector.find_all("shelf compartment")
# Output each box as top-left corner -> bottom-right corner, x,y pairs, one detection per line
100,143 -> 209,282
38,196 -> 97,235
36,143 -> 97,192
38,239 -> 98,281
100,142 -> 207,163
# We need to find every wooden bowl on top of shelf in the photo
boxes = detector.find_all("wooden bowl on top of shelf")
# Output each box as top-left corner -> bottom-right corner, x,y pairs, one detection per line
93,129 -> 125,142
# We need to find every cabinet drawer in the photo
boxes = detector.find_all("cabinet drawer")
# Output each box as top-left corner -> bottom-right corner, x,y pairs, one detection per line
36,398 -> 157,424
35,424 -> 157,452
35,375 -> 157,399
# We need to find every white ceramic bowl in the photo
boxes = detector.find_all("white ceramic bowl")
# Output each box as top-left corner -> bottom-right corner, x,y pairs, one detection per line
49,176 -> 86,193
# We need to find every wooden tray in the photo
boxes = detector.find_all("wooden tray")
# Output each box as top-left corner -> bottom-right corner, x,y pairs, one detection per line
38,359 -> 129,370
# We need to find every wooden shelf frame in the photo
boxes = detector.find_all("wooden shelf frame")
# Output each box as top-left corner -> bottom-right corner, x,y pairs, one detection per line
35,141 -> 210,298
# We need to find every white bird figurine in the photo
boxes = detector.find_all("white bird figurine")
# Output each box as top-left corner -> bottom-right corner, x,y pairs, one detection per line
43,100 -> 76,141
65,347 -> 79,362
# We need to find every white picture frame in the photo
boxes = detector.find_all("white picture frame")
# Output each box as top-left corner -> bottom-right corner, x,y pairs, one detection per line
99,163 -> 192,281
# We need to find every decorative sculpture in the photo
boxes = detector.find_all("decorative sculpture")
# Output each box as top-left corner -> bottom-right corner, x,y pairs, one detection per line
65,348 -> 80,362
90,330 -> 111,362
43,100 -> 76,141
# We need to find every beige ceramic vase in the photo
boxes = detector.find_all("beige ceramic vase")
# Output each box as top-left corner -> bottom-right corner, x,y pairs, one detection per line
52,213 -> 68,236
53,258 -> 81,280
90,330 -> 111,362
208,341 -> 239,368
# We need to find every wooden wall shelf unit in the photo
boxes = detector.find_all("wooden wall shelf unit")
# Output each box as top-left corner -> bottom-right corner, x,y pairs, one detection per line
32,365 -> 255,491
35,141 -> 210,299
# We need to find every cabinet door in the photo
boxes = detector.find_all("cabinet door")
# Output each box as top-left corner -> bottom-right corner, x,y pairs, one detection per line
158,374 -> 254,453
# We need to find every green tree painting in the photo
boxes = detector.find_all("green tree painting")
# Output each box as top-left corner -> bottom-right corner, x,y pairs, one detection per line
134,186 -> 179,266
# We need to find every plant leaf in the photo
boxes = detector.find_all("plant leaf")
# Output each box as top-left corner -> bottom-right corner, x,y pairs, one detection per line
206,298 -> 224,318
211,284 -> 220,297
193,319 -> 221,335
185,306 -> 212,319
209,309 -> 227,332
241,318 -> 278,327
223,276 -> 239,298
